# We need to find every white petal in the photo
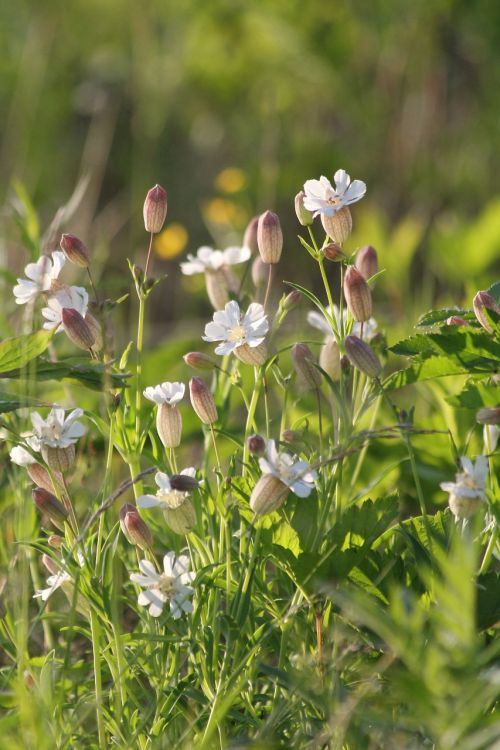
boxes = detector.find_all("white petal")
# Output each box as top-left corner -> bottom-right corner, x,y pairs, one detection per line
137,494 -> 162,509
222,245 -> 251,266
163,551 -> 176,577
333,169 -> 350,194
343,179 -> 366,204
138,559 -> 158,579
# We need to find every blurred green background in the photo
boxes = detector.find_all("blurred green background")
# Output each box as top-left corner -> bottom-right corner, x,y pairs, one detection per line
1,0 -> 499,331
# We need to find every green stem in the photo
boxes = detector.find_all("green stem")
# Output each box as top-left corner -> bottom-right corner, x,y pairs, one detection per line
479,525 -> 498,575
242,368 -> 263,474
90,610 -> 107,749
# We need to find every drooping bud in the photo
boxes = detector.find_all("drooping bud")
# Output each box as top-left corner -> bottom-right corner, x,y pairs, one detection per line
243,215 -> 260,254
292,343 -> 321,389
234,342 -> 267,366
257,210 -> 283,264
476,407 -> 500,425
205,270 -> 230,310
33,488 -> 68,530
282,430 -> 299,443
250,474 -> 290,515
247,434 -> 266,456
156,403 -> 182,448
163,497 -> 197,535
323,242 -> 345,262
170,474 -> 200,492
251,256 -> 269,288
119,504 -> 153,550
62,308 -> 95,351
183,351 -> 217,371
60,234 -> 91,268
143,184 -> 168,233
321,206 -> 352,244
282,289 -> 301,312
344,335 -> 382,378
47,535 -> 63,548
355,245 -> 378,282
41,444 -> 76,474
189,377 -> 218,425
343,266 -> 372,322
473,291 -> 500,333
26,462 -> 61,493
320,338 -> 341,381
446,316 -> 469,326
294,191 -> 314,226
42,554 -> 60,575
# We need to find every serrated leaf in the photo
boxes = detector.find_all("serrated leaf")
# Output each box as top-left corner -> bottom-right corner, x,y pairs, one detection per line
389,329 -> 500,361
446,382 -> 500,409
383,355 -> 498,392
0,330 -> 53,373
417,308 -> 475,327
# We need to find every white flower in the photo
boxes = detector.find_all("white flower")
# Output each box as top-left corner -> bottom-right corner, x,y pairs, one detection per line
41,285 -> 89,332
203,300 -> 269,356
137,469 -> 196,511
13,251 -> 66,305
307,305 -> 377,341
30,406 -> 86,449
180,245 -> 251,275
143,381 -> 185,406
130,551 -> 195,618
303,170 -> 366,217
10,445 -> 37,466
34,570 -> 72,601
440,456 -> 488,519
259,440 -> 317,498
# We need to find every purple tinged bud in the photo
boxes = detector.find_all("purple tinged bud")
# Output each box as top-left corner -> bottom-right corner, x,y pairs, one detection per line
119,504 -> 153,550
243,215 -> 260,254
292,343 -> 322,389
476,407 -> 500,425
42,554 -> 60,575
257,210 -> 283,264
183,351 -> 217,371
283,289 -> 301,312
170,474 -> 200,491
344,335 -> 382,378
282,430 -> 299,443
473,291 -> 500,333
247,434 -> 266,456
61,308 -> 95,351
189,377 -> 218,425
446,316 -> 469,327
251,256 -> 270,288
355,245 -> 378,282
343,266 -> 373,322
60,234 -> 91,267
323,242 -> 345,262
32,487 -> 69,530
143,184 -> 168,233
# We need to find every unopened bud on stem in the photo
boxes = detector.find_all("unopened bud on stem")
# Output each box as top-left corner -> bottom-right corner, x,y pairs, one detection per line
344,266 -> 373,322
294,191 -> 314,226
189,377 -> 218,425
355,245 -> 378,282
321,206 -> 352,244
243,215 -> 260,254
247,434 -> 266,456
292,343 -> 322,389
120,504 -> 153,549
476,407 -> 500,425
257,210 -> 283,264
32,487 -> 68,530
205,270 -> 230,310
143,184 -> 168,233
251,256 -> 269,288
323,242 -> 345,262
473,291 -> 500,333
344,335 -> 381,378
320,338 -> 341,381
156,403 -> 182,448
250,474 -> 290,515
183,352 -> 217,371
60,234 -> 91,267
62,308 -> 95,351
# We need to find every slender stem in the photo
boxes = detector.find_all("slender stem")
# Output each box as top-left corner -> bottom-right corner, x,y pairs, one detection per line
316,387 -> 323,459
315,608 -> 325,684
263,263 -> 274,312
242,367 -> 263,474
87,267 -> 99,305
144,231 -> 154,278
134,292 -> 146,440
479,525 -> 498,575
90,610 -> 107,749
210,424 -> 222,473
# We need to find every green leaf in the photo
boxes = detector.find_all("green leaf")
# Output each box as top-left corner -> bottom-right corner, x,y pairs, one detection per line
389,329 -> 500,362
383,355 -> 498,391
0,330 -> 53,373
0,391 -> 46,413
417,308 -> 474,328
0,359 -> 129,390
446,382 -> 500,409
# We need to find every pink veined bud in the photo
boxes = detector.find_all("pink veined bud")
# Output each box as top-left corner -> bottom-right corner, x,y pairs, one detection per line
257,210 -> 283,264
243,215 -> 260,254
189,377 -> 218,425
47,534 -> 63,548
446,316 -> 469,327
323,242 -> 345,262
320,338 -> 341,381
476,407 -> 500,425
473,291 -> 500,333
143,184 -> 168,233
60,234 -> 91,268
250,474 -> 290,515
355,245 -> 378,282
32,487 -> 69,530
294,191 -> 314,227
170,473 -> 200,491
42,554 -> 60,576
247,434 -> 266,456
156,403 -> 182,448
26,462 -> 61,493
119,504 -> 153,550
41,444 -> 76,474
344,335 -> 382,378
321,206 -> 352,244
251,256 -> 270,288
292,343 -> 322,389
343,266 -> 373,322
282,289 -> 301,312
183,352 -> 217,371
282,429 -> 299,443
62,308 -> 95,351
234,342 -> 267,366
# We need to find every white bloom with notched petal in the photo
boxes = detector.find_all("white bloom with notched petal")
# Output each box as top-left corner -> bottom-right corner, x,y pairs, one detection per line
13,251 -> 66,305
10,445 -> 37,466
41,285 -> 89,332
180,245 -> 251,275
130,551 -> 195,618
307,305 -> 377,341
259,440 -> 317,498
34,570 -> 72,601
137,469 -> 196,511
440,456 -> 488,520
30,406 -> 86,449
303,170 -> 366,217
203,300 -> 269,356
143,381 -> 185,406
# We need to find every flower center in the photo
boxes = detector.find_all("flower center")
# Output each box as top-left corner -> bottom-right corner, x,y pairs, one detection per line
228,324 -> 247,343
157,574 -> 176,596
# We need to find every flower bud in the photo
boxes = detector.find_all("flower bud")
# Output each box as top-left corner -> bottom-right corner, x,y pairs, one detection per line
85,313 -> 103,351
189,377 -> 218,425
33,487 -> 68,530
251,256 -> 269,288
250,474 -> 290,515
257,210 -> 283,264
282,430 -> 299,443
205,269 -> 230,310
26,462 -> 61,493
343,266 -> 372,322
282,289 -> 301,312
476,407 -> 500,425
41,444 -> 75,474
320,338 -> 341,381
446,316 -> 469,326
42,553 -> 60,576
164,497 -> 196,535
120,504 -> 153,550
323,242 -> 345,262
355,245 -> 378,282
344,335 -> 382,378
294,191 -> 314,226
156,403 -> 182,448
247,434 -> 266,456
321,206 -> 352,244
170,474 -> 200,492
473,291 -> 500,333
183,351 -> 217,371
234,342 -> 267,366
143,184 -> 168,233
60,234 -> 91,268
62,308 -> 95,351
47,534 -> 63,548
243,215 -> 260,254
292,343 -> 321,389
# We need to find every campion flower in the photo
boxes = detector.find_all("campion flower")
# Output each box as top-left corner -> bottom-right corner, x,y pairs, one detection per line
307,305 -> 377,341
130,552 -> 195,618
34,568 -> 72,602
143,381 -> 185,406
41,285 -> 89,332
303,169 -> 366,217
144,382 -> 185,448
13,251 -> 66,305
203,300 -> 269,356
137,469 -> 197,534
440,456 -> 488,520
180,245 -> 251,276
10,445 -> 37,466
31,407 -> 86,449
34,553 -> 88,615
259,440 -> 317,498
